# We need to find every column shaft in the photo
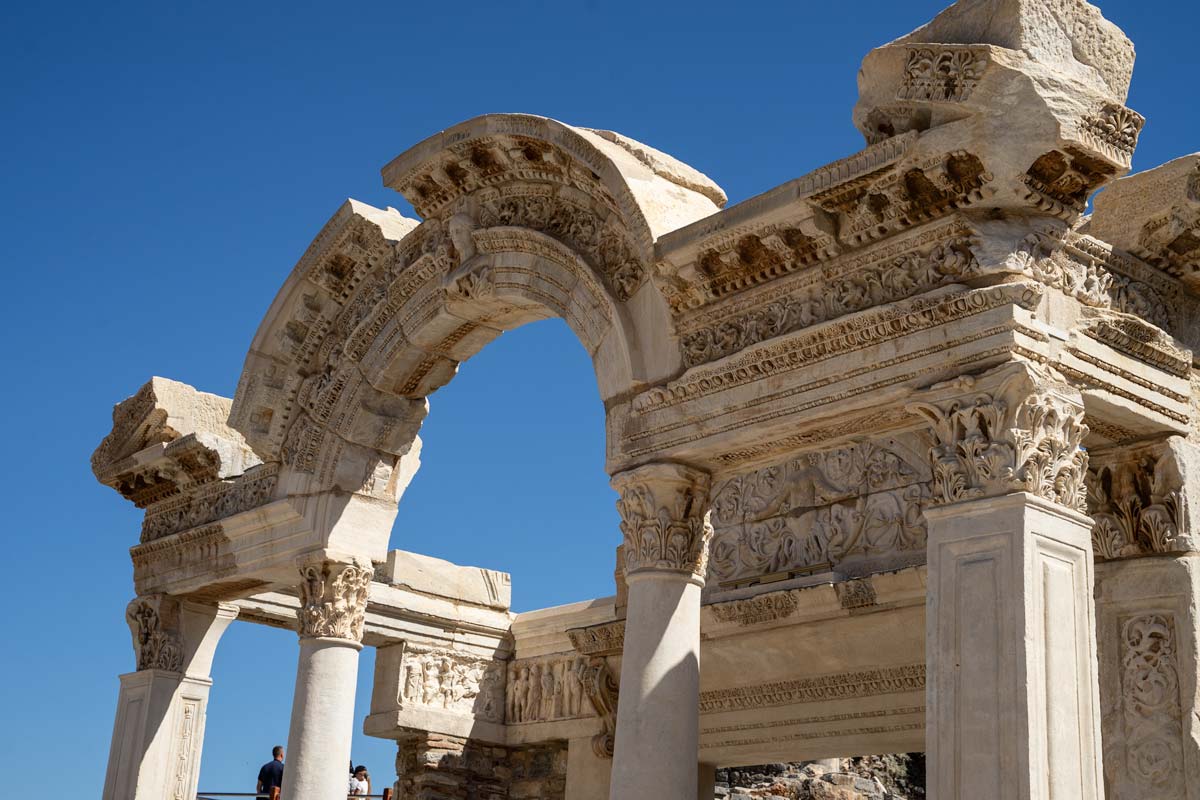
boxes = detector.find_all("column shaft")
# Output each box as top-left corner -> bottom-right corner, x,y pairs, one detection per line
282,559 -> 372,800
607,462 -> 711,800
284,638 -> 363,800
610,575 -> 702,799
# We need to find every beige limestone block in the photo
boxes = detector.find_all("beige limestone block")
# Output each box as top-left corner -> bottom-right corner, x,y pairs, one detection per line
379,549 -> 511,610
1090,153 -> 1200,289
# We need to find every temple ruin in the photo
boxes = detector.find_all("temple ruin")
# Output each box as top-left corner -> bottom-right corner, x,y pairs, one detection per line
92,1 -> 1200,798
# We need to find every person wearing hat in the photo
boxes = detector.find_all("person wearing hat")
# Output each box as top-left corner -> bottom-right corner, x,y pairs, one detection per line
348,765 -> 370,796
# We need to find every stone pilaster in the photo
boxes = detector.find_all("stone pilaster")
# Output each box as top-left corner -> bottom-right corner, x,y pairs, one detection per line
1090,436 -> 1200,800
909,360 -> 1105,800
103,598 -> 237,800
284,559 -> 372,800
608,463 -> 711,800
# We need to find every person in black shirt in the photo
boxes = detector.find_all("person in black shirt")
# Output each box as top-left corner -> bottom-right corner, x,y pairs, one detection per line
256,746 -> 285,798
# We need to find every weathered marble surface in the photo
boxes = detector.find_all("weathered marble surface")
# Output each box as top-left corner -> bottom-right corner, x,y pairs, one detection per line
92,0 -> 1200,797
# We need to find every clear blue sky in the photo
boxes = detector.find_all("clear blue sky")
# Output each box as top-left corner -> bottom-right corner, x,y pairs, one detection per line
2,0 -> 1195,792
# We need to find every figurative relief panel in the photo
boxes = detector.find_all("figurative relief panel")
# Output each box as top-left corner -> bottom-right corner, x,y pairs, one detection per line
505,656 -> 593,724
399,648 -> 505,724
708,438 -> 931,584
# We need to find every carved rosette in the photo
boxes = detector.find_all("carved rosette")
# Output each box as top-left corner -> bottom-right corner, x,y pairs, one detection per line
296,561 -> 372,642
1088,438 -> 1195,560
908,362 -> 1089,512
127,595 -> 184,672
611,463 -> 713,581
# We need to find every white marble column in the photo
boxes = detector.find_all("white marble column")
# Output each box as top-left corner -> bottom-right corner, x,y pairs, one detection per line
608,463 -> 711,800
283,559 -> 373,800
910,361 -> 1104,800
1089,436 -> 1200,800
102,597 -> 237,800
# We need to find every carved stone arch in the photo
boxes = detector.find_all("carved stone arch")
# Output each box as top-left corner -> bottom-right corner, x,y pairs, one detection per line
226,114 -> 724,561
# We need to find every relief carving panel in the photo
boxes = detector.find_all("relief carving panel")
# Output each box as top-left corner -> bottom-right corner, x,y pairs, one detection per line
708,437 -> 931,584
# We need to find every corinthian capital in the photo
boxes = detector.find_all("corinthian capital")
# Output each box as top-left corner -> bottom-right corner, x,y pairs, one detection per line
126,594 -> 184,672
611,463 -> 712,581
1088,436 -> 1199,560
907,361 -> 1089,512
296,560 -> 373,641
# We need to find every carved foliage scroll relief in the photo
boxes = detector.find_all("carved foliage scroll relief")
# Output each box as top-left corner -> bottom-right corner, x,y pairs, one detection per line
680,223 -> 978,367
708,437 -> 931,585
296,561 -> 372,642
1104,614 -> 1186,799
908,363 -> 1089,511
398,647 -> 505,724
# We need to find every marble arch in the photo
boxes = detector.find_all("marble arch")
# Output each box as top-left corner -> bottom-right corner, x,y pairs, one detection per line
94,2 -> 1200,800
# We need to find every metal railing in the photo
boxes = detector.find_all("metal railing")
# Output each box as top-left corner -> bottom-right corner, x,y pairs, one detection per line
197,789 -> 393,800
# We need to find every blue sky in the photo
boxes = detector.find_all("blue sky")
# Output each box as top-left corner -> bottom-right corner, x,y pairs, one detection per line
2,0 -> 1196,792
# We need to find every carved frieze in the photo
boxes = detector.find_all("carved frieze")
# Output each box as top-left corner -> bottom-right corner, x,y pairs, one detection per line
127,595 -> 184,672
679,224 -> 978,367
140,463 -> 279,542
296,561 -> 372,642
612,463 -> 713,579
1079,104 -> 1145,165
909,361 -> 1089,511
399,647 -> 505,723
505,655 -> 592,725
1022,148 -> 1117,218
812,150 -> 992,248
708,438 -> 930,584
476,187 -> 646,301
709,591 -> 801,625
566,621 -> 625,656
898,47 -> 988,103
1088,439 -> 1194,560
699,664 -> 926,713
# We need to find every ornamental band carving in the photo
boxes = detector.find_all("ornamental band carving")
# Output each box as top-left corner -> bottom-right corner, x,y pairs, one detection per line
296,562 -> 372,641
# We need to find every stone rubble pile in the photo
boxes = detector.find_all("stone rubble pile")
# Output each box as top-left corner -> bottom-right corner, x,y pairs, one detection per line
715,755 -> 925,800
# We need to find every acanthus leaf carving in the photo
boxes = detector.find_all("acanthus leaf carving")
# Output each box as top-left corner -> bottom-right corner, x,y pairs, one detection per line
612,463 -> 712,580
1087,438 -> 1194,560
908,362 -> 1089,511
127,595 -> 184,672
296,561 -> 372,642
